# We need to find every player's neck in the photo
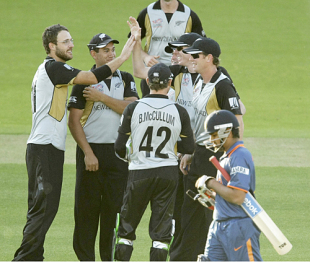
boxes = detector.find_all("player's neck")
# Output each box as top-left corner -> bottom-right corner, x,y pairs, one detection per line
49,52 -> 66,63
224,138 -> 240,153
150,86 -> 170,96
200,66 -> 217,84
160,0 -> 179,13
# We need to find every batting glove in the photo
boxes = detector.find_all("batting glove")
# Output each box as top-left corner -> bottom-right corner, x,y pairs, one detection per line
196,175 -> 214,193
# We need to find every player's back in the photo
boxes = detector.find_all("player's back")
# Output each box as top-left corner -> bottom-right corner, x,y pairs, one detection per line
129,96 -> 182,170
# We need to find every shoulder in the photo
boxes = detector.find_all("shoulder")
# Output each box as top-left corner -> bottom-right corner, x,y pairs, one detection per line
169,65 -> 183,77
120,70 -> 135,81
218,66 -> 233,82
230,146 -> 253,165
215,73 -> 235,92
174,103 -> 188,115
71,84 -> 87,94
45,59 -> 75,73
137,5 -> 149,19
125,100 -> 139,112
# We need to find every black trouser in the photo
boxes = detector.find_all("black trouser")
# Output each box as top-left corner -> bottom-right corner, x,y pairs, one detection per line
73,144 -> 128,261
116,166 -> 178,261
13,144 -> 64,261
169,145 -> 222,261
171,161 -> 185,243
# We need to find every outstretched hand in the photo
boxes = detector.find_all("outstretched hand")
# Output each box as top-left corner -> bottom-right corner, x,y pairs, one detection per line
127,16 -> 141,41
119,35 -> 136,61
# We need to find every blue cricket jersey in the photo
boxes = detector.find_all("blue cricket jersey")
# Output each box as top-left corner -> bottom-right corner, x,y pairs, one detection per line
213,141 -> 256,221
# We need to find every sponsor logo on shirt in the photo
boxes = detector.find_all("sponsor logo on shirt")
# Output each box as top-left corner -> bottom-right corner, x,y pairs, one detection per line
115,82 -> 122,89
152,36 -> 178,42
92,83 -> 104,92
94,104 -> 111,110
152,18 -> 163,28
177,98 -> 192,107
175,21 -> 185,26
131,82 -> 137,93
64,64 -> 74,71
194,107 -> 207,117
69,96 -> 77,103
182,76 -> 190,86
228,97 -> 239,110
231,166 -> 249,175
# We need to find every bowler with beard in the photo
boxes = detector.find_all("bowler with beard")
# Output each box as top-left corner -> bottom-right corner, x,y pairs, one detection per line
13,24 -> 136,261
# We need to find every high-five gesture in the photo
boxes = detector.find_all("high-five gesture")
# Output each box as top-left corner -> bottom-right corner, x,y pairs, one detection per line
127,16 -> 141,41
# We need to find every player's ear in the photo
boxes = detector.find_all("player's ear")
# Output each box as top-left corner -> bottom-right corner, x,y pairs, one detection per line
146,77 -> 150,85
167,79 -> 172,87
205,54 -> 212,63
90,50 -> 97,59
49,42 -> 56,52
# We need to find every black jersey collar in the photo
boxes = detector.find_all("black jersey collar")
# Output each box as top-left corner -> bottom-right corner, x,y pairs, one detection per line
210,68 -> 222,83
45,56 -> 55,61
153,0 -> 185,12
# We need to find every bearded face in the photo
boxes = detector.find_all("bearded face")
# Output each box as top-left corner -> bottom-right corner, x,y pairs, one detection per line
55,45 -> 73,62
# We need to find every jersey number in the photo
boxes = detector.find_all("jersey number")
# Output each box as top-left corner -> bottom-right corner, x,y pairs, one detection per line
139,126 -> 171,158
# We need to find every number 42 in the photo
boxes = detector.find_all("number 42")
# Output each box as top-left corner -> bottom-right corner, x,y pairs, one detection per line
139,126 -> 171,159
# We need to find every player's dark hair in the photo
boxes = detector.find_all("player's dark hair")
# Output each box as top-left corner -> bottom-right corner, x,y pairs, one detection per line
148,82 -> 169,91
42,24 -> 69,54
212,56 -> 220,66
202,52 -> 220,66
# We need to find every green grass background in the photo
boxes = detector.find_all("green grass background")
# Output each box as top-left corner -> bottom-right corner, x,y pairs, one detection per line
0,0 -> 309,261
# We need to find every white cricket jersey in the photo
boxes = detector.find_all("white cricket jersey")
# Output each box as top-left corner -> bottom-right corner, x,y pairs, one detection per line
81,70 -> 125,143
27,58 -> 79,151
128,97 -> 182,170
173,71 -> 196,130
146,2 -> 191,65
193,73 -> 228,145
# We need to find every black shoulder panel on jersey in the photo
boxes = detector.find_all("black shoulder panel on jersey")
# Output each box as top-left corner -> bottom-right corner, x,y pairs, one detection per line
189,9 -> 205,36
45,60 -> 80,86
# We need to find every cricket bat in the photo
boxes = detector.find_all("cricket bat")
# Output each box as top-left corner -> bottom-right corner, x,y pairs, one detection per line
209,156 -> 292,255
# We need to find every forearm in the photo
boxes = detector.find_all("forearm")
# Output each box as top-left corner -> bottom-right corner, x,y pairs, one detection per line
132,40 -> 149,79
114,132 -> 130,158
74,71 -> 98,85
106,56 -> 127,75
140,49 -> 148,62
74,65 -> 113,85
68,121 -> 93,155
68,110 -> 94,155
207,179 -> 246,205
100,96 -> 137,115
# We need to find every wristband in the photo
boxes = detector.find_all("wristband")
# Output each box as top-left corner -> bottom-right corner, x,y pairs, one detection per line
92,65 -> 112,83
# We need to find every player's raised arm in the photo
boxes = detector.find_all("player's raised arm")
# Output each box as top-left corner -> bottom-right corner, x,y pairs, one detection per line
127,17 -> 150,79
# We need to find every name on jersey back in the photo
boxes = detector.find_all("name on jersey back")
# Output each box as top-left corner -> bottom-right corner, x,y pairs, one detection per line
139,111 -> 175,126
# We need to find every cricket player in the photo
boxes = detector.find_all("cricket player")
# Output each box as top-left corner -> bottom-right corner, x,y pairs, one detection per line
13,24 -> 136,261
195,110 -> 263,261
68,33 -> 139,261
113,63 -> 195,261
171,37 -> 244,261
129,0 -> 205,97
